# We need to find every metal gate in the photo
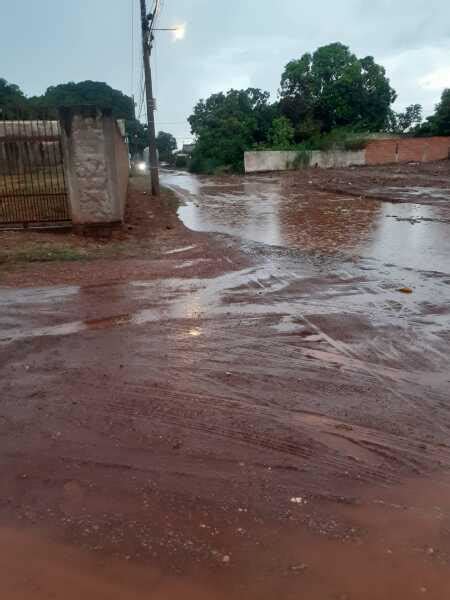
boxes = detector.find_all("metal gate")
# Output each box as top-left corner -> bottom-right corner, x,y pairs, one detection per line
0,111 -> 70,226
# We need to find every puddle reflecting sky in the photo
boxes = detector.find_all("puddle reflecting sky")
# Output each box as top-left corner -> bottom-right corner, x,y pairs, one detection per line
162,170 -> 450,274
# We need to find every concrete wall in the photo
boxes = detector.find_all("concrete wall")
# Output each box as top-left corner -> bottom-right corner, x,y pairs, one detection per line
310,149 -> 366,169
245,137 -> 450,173
245,151 -> 299,173
59,107 -> 129,226
245,149 -> 365,173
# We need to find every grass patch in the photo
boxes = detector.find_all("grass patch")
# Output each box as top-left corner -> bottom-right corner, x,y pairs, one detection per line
0,244 -> 89,264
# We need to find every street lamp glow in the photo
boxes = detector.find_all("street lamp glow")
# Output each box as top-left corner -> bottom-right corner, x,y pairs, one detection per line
172,23 -> 186,41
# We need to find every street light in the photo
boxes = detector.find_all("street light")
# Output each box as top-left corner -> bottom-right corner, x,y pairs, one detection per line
153,24 -> 187,41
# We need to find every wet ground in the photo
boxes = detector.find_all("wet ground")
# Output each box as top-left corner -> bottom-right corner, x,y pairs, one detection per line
1,163 -> 450,598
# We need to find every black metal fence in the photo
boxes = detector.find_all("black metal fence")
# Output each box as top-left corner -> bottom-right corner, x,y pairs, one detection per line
0,108 -> 70,226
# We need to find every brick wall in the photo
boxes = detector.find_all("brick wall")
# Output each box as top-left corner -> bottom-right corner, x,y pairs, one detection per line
366,137 -> 450,166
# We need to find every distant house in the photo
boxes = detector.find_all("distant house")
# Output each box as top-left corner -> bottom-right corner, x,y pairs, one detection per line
175,143 -> 195,159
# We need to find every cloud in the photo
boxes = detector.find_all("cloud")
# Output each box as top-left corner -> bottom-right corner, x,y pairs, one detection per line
2,0 -> 450,143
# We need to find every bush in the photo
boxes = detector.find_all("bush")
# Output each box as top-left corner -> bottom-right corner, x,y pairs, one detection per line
174,155 -> 188,169
303,128 -> 369,152
292,149 -> 312,169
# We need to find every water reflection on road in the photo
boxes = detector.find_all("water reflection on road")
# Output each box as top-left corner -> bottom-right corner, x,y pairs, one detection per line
161,170 -> 450,274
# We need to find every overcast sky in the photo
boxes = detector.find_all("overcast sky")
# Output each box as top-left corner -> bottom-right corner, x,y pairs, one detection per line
2,1 -> 450,147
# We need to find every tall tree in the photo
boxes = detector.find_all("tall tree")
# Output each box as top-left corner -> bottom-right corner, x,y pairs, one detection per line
40,81 -> 135,119
156,131 -> 177,163
387,104 -> 423,134
415,89 -> 450,136
0,78 -> 28,117
188,88 -> 272,172
37,81 -> 146,157
432,89 -> 450,135
280,43 -> 397,139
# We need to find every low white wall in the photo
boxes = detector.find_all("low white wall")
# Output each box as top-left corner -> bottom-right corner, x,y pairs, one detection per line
244,151 -> 299,173
310,149 -> 366,169
245,149 -> 366,173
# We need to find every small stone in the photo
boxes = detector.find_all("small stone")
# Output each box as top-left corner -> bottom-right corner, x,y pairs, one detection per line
290,497 -> 305,505
420,587 -> 427,593
335,423 -> 353,431
222,555 -> 231,563
290,563 -> 308,572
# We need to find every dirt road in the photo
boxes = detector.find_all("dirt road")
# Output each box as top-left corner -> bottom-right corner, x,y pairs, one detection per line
1,163 -> 450,598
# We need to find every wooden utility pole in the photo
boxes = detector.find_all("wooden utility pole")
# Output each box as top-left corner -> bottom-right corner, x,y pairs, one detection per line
139,0 -> 160,196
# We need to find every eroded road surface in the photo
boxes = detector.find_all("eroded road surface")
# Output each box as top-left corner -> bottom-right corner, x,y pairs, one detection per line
1,164 -> 450,598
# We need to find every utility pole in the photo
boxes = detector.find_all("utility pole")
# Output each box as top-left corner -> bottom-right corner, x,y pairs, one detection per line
139,0 -> 160,196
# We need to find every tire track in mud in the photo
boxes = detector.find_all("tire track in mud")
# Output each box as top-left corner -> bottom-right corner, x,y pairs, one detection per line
54,371 -> 450,496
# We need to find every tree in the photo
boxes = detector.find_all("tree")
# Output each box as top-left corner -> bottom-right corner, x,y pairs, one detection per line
387,104 -> 423,134
126,119 -> 148,158
40,81 -> 135,119
0,78 -> 28,117
431,89 -> 450,135
35,80 -> 146,157
268,116 -> 295,148
156,131 -> 177,163
280,43 -> 397,139
188,88 -> 272,172
414,89 -> 450,137
0,77 -> 149,156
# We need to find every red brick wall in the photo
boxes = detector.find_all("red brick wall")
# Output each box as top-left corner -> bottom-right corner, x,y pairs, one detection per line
365,137 -> 450,165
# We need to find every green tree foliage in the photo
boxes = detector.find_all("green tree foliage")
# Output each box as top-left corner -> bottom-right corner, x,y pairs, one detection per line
387,104 -> 423,134
416,89 -> 450,136
40,81 -> 134,118
156,131 -> 177,163
36,81 -> 146,157
433,89 -> 450,135
0,78 -> 148,157
0,78 -> 28,117
268,116 -> 295,148
188,88 -> 273,172
280,43 -> 397,139
126,119 -> 148,158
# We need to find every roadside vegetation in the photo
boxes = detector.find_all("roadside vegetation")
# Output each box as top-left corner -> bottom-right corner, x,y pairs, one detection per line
2,41 -> 449,177
186,42 -> 450,173
0,78 -> 148,158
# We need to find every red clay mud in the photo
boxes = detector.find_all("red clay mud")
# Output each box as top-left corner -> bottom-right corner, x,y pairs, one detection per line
1,165 -> 450,598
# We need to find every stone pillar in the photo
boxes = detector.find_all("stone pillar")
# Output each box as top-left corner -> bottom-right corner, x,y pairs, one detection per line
59,106 -> 128,227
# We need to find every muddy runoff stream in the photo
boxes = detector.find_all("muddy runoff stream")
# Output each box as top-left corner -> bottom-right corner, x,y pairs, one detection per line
1,169 -> 450,598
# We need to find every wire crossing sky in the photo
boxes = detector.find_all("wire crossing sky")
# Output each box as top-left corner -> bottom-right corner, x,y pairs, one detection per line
2,1 -> 450,148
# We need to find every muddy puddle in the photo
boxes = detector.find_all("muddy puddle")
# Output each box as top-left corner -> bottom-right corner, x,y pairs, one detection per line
4,473 -> 450,600
2,167 -> 450,599
162,170 -> 450,273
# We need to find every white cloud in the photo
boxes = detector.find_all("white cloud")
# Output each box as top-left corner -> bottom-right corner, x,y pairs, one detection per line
419,67 -> 450,91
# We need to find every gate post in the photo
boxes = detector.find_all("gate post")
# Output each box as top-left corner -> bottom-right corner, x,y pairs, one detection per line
59,106 -> 129,229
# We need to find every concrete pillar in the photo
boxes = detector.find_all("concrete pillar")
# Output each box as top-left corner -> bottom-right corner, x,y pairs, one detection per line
59,106 -> 128,227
